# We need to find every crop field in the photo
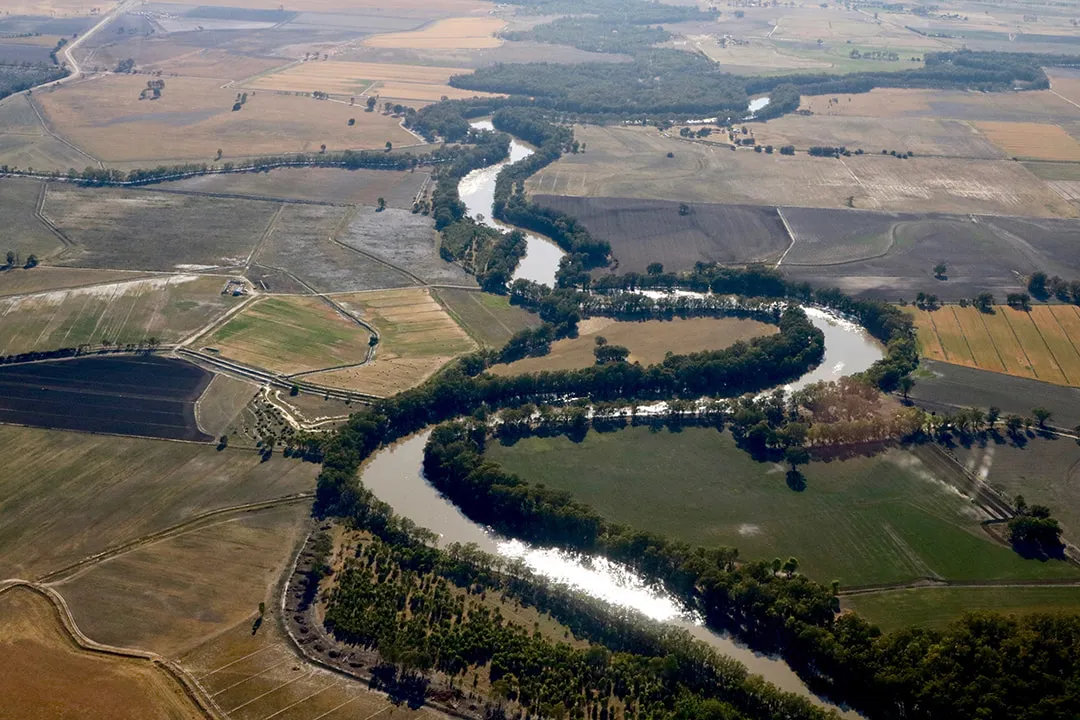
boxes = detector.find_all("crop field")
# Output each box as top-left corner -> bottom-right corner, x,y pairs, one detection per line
337,206 -> 477,286
0,94 -> 96,172
0,423 -> 317,580
489,317 -> 776,376
533,196 -> 789,272
43,186 -> 277,271
35,74 -> 415,163
910,305 -> 1080,386
203,296 -> 372,375
244,59 -> 504,105
973,121 -> 1080,162
0,177 -> 67,261
526,125 -> 1074,217
189,0 -> 490,14
845,586 -> 1080,632
363,16 -> 506,50
142,49 -> 287,81
57,503 -> 309,657
0,586 -> 205,720
487,427 -> 1080,586
0,275 -> 242,356
160,166 -> 429,206
252,205 -> 418,293
0,356 -> 213,441
753,116 -> 1002,159
309,288 -> 476,396
0,267 -> 152,297
781,212 -> 1080,301
194,374 -> 259,437
799,87 -> 1080,124
434,287 -> 542,348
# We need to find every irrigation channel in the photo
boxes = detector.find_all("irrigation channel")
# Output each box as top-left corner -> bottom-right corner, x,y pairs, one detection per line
403,118 -> 883,712
458,120 -> 567,287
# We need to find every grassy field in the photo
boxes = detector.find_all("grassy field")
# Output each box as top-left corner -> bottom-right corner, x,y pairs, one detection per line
0,275 -> 242,355
142,49 -> 286,81
308,288 -> 476,396
0,177 -> 68,260
203,295 -> 373,375
43,185 -> 277,271
910,305 -> 1080,386
0,424 -> 317,580
0,268 -> 152,297
974,121 -> 1080,162
57,503 -> 309,657
434,287 -> 542,348
36,74 -> 416,164
363,16 -> 506,50
525,124 -> 1075,217
490,317 -> 776,376
0,95 -> 93,173
245,59 -> 503,104
194,374 -> 259,437
844,586 -> 1080,632
486,427 -> 1080,587
0,585 -> 205,720
798,87 -> 1080,123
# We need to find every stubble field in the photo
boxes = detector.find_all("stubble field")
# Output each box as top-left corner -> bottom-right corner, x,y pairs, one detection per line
434,287 -> 542,348
799,87 -> 1080,124
489,317 -> 777,376
910,304 -> 1080,386
362,16 -> 506,50
308,287 -> 476,396
0,94 -> 96,173
0,177 -> 68,261
973,121 -> 1080,162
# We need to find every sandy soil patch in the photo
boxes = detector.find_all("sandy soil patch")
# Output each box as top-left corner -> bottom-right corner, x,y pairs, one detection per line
0,585 -> 205,720
490,316 -> 777,376
364,16 -> 506,50
36,74 -> 414,163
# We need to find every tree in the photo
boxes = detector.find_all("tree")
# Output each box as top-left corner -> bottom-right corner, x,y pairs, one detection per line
385,141 -> 393,152
678,202 -> 690,216
347,118 -> 355,126
1032,407 -> 1052,428
366,96 -> 377,111
319,144 -> 327,154
215,148 -> 222,160
975,292 -> 994,312
933,261 -> 947,279
782,556 -> 800,577
987,406 -> 1001,427
1006,415 -> 1024,436
1028,271 -> 1048,298
897,375 -> 914,401
646,262 -> 664,276
784,445 -> 809,472
4,250 -> 13,267
290,384 -> 300,396
217,434 -> 228,450
377,197 -> 387,211
24,254 -> 37,268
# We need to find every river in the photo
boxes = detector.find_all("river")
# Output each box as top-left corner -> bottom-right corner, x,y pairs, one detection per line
457,120 -> 567,287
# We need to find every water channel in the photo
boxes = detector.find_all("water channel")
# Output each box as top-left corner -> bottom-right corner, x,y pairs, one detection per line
457,120 -> 567,287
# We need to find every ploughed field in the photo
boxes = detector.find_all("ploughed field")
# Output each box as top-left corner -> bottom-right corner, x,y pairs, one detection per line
0,356 -> 212,441
486,426 -> 1080,587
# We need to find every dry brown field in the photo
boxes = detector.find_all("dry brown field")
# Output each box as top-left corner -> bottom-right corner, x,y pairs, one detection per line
36,75 -> 415,164
490,317 -> 776,376
0,176 -> 69,261
363,16 -> 506,50
0,424 -> 317,580
526,125 -> 1075,217
0,34 -> 67,48
308,287 -> 476,396
244,59 -> 503,105
1045,68 -> 1080,107
974,121 -> 1080,162
0,585 -> 206,720
2,0 -> 102,15
910,305 -> 1080,386
203,295 -> 372,375
143,49 -> 288,82
800,88 -> 1080,122
0,94 -> 97,173
185,0 -> 492,17
753,115 -> 1002,159
56,503 -> 309,657
0,275 -> 241,356
0,267 -> 149,297
194,374 -> 260,437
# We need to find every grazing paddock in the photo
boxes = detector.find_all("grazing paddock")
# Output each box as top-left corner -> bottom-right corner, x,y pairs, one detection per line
0,177 -> 68,260
363,16 -> 506,50
307,288 -> 476,396
56,503 -> 309,657
486,427 -> 1080,586
43,185 -> 278,271
246,59 -> 475,96
194,374 -> 259,437
0,275 -> 242,356
160,166 -> 429,206
142,49 -> 287,81
780,206 -> 897,265
0,94 -> 95,172
36,74 -> 415,163
203,296 -> 373,375
0,423 -> 316,579
800,87 -> 1080,123
182,0 -> 491,17
0,267 -> 149,297
0,586 -> 205,720
489,317 -> 777,376
974,121 -> 1080,162
844,586 -> 1080,632
910,305 -> 1080,385
533,196 -> 790,272
434,287 -> 542,348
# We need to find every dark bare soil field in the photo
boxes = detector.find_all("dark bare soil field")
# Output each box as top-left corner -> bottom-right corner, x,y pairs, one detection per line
910,359 -> 1080,430
159,167 -> 429,207
0,356 -> 212,441
781,211 -> 1080,301
44,186 -> 277,271
533,195 -> 789,273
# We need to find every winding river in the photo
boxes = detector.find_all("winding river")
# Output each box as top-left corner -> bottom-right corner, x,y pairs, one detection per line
457,120 -> 567,286
380,121 -> 883,712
